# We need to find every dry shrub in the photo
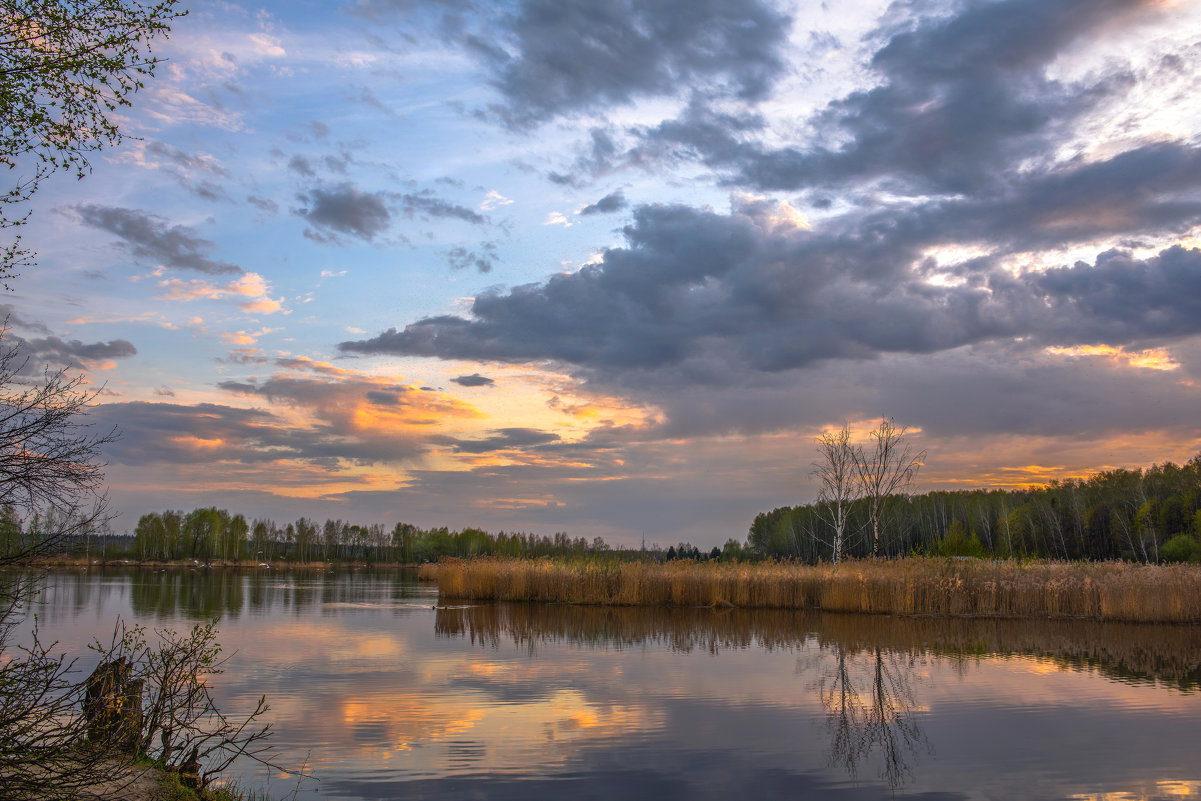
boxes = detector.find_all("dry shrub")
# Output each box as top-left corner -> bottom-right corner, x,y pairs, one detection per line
433,557 -> 1201,624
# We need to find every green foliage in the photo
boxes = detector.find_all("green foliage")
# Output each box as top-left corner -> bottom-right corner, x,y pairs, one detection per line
1,0 -> 185,283
1160,534 -> 1201,564
930,521 -> 987,558
749,454 -> 1201,564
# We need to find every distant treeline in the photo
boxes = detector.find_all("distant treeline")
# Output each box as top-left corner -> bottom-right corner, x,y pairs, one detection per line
5,454 -> 1198,566
751,455 -> 1201,563
0,507 -> 629,564
1,503 -> 742,565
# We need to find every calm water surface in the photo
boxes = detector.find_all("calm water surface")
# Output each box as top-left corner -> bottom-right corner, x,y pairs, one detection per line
17,568 -> 1201,800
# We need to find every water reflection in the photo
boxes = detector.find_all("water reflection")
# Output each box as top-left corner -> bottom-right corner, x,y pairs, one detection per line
819,645 -> 928,789
433,603 -> 1201,690
16,570 -> 1201,800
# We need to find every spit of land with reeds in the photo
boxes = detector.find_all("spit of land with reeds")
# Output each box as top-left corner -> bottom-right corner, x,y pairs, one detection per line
428,557 -> 1201,624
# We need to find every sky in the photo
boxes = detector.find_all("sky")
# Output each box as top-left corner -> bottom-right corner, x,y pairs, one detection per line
6,0 -> 1201,547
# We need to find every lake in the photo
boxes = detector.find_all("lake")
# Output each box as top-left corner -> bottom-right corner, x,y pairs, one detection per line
15,568 -> 1201,800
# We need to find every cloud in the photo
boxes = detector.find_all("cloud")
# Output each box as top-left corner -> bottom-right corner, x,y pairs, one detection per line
288,154 -> 318,177
210,363 -> 483,463
141,141 -> 230,177
340,199 -> 1201,379
91,401 -> 291,465
450,373 -> 495,387
156,272 -> 286,314
246,195 -> 279,215
472,0 -> 793,128
543,212 -> 572,227
297,183 -> 392,241
0,304 -> 52,335
634,0 -> 1180,198
217,347 -> 268,365
72,205 -> 243,275
13,335 -> 137,368
450,427 -> 561,453
480,190 -> 514,210
178,179 -> 233,203
90,362 -> 487,472
398,191 -> 486,224
220,327 -> 278,346
446,243 -> 497,273
578,190 -> 627,216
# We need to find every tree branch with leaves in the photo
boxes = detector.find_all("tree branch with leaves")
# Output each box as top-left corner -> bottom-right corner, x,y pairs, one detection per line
1,0 -> 185,285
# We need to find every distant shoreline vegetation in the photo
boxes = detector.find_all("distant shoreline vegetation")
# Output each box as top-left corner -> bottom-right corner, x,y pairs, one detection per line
3,453 -> 1198,568
752,454 -> 1201,564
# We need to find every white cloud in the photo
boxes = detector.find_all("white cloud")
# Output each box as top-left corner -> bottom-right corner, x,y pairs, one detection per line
480,190 -> 514,210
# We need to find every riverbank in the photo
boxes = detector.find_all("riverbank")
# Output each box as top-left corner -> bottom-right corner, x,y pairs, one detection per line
431,557 -> 1201,624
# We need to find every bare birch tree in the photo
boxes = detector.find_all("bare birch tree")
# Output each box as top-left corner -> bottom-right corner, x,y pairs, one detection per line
853,418 -> 925,558
813,423 -> 858,564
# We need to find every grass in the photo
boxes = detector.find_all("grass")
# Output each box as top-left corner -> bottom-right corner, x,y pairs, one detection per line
431,556 -> 1201,624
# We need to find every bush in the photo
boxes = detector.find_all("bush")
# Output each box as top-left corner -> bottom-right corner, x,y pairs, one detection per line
1160,534 -> 1201,563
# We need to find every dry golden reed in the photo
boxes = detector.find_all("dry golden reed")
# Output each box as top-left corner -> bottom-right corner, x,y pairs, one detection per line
434,557 -> 1201,624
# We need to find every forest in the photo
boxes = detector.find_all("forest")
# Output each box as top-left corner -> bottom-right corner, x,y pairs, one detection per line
751,456 -> 1201,563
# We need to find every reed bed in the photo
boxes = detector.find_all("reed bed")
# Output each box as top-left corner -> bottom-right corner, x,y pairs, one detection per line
433,557 -> 1201,624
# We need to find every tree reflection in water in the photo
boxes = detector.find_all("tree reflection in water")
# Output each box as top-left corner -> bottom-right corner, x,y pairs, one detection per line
818,643 -> 929,790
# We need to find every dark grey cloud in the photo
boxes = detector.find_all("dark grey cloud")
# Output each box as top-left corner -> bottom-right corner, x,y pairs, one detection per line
579,190 -> 628,216
450,373 -> 495,387
622,0 -> 1175,198
547,127 -> 627,186
98,377 -> 443,465
447,242 -> 497,273
472,0 -> 792,129
72,205 -> 243,275
22,336 -> 137,363
69,206 -> 242,276
296,183 -> 392,242
288,154 -> 317,177
295,183 -> 488,243
91,402 -> 296,465
399,191 -> 486,224
0,304 -> 52,334
340,197 -> 1201,379
364,388 -> 408,405
6,335 -> 137,372
450,427 -> 561,453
